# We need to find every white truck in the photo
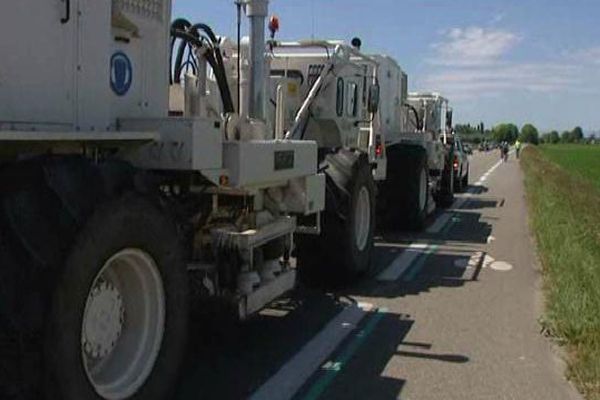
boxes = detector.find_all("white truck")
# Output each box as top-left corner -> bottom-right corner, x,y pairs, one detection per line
204,39 -> 459,281
220,40 -> 457,268
0,1 -> 326,399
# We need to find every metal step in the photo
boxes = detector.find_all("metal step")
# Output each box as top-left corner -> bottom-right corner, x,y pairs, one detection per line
212,216 -> 296,254
237,269 -> 296,320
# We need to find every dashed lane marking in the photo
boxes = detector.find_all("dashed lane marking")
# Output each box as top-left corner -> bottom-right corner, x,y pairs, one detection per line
376,243 -> 429,281
426,212 -> 452,233
249,302 -> 372,400
300,308 -> 387,400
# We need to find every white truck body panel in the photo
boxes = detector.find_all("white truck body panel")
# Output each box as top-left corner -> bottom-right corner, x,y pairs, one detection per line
0,0 -> 171,132
369,55 -> 408,139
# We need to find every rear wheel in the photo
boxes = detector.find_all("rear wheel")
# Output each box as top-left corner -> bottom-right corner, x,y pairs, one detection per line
437,152 -> 455,207
297,151 -> 375,285
46,195 -> 189,400
462,168 -> 469,189
454,169 -> 463,193
377,145 -> 428,230
405,156 -> 429,230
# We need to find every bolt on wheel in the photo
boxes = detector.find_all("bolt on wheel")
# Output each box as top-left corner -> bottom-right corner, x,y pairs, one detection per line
81,248 -> 165,400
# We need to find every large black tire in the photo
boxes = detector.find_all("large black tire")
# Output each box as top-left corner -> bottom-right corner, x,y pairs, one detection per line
45,195 -> 189,400
407,158 -> 429,230
454,169 -> 463,193
377,145 -> 429,231
462,167 -> 469,189
0,156 -> 187,400
297,150 -> 375,285
436,151 -> 455,207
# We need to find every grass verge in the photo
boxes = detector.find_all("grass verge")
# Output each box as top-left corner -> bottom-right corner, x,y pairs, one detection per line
539,144 -> 600,191
521,146 -> 600,399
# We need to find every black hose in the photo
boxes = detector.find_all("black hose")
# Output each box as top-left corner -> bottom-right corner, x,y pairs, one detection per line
173,40 -> 190,84
404,103 -> 423,131
170,19 -> 192,84
191,23 -> 219,44
170,23 -> 235,114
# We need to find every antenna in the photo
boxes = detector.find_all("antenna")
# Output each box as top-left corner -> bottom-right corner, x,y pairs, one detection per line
310,0 -> 315,39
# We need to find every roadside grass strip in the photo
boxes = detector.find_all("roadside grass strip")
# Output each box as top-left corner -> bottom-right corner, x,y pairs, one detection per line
300,308 -> 387,400
540,144 -> 600,191
249,303 -> 372,400
522,146 -> 600,400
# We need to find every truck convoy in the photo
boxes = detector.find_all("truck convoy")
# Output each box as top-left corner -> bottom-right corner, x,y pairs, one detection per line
0,1 -> 460,399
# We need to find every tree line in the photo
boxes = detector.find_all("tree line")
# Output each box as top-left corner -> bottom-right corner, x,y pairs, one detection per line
454,123 -> 594,145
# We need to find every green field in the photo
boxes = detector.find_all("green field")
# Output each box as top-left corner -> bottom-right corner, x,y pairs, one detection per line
540,144 -> 600,191
521,146 -> 600,399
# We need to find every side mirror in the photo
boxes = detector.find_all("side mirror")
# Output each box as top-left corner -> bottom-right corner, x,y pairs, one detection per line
368,84 -> 380,114
446,110 -> 453,128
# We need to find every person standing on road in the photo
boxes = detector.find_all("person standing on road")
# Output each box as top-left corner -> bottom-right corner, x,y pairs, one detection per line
515,139 -> 522,159
501,142 -> 509,162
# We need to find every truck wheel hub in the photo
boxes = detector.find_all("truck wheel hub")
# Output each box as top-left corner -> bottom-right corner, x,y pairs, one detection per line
83,281 -> 124,359
81,248 -> 166,400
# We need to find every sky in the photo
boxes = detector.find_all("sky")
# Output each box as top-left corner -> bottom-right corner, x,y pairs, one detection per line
172,0 -> 600,133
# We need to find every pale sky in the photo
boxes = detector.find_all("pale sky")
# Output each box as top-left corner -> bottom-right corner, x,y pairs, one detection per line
173,0 -> 600,133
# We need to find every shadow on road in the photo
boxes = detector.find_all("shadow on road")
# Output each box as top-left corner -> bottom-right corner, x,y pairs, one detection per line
177,289 -> 357,400
177,188 -> 493,400
295,311 -> 470,400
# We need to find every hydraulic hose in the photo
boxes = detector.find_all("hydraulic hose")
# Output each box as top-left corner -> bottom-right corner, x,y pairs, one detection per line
404,103 -> 423,131
170,19 -> 192,84
170,26 -> 235,114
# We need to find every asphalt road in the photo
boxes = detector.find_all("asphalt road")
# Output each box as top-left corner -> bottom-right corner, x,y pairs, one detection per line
178,150 -> 583,400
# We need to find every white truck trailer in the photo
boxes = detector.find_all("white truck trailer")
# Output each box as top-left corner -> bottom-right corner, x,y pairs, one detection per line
0,1 -> 326,399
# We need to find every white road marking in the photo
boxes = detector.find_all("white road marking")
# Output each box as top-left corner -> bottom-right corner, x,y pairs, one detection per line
469,252 -> 485,267
487,235 -> 496,243
450,196 -> 468,210
377,243 -> 429,281
453,258 -> 469,268
490,261 -> 513,271
249,303 -> 372,400
427,212 -> 452,233
482,255 -> 495,268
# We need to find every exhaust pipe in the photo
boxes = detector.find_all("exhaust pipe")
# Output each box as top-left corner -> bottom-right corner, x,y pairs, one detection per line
243,0 -> 268,121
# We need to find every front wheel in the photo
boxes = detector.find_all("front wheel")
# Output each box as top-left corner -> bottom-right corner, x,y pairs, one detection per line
45,195 -> 189,400
297,152 -> 375,285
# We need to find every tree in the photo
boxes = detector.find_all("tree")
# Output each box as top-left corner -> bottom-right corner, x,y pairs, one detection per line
588,134 -> 596,144
519,123 -> 539,144
561,130 -> 572,143
548,130 -> 560,144
571,126 -> 584,143
492,123 -> 519,143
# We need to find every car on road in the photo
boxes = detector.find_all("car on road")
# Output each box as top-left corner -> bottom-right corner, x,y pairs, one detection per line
453,136 -> 470,192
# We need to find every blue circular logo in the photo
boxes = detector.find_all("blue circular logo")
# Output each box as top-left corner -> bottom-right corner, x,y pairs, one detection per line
110,52 -> 133,96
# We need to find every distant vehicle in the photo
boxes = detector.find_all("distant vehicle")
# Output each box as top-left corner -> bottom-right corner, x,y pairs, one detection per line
463,143 -> 473,155
453,137 -> 470,191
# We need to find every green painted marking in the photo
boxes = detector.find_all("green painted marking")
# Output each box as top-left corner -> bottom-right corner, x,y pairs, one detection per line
301,308 -> 387,400
403,244 -> 439,281
443,214 -> 458,234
